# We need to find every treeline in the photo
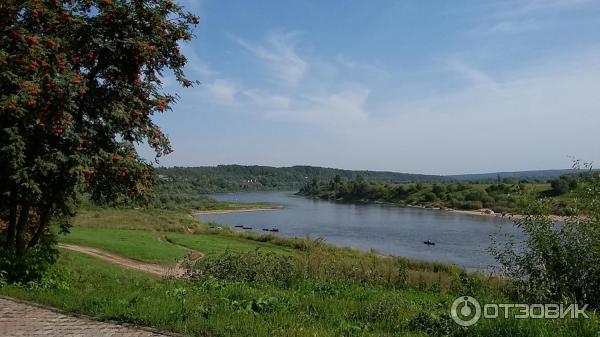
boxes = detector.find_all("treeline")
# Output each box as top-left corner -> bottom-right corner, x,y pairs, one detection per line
298,174 -> 581,215
154,165 -> 447,194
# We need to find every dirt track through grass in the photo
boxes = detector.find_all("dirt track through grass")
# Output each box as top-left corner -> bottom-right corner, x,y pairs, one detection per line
59,242 -> 203,278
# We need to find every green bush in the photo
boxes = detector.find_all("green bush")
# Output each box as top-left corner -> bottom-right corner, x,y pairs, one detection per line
0,235 -> 58,283
491,170 -> 600,307
185,251 -> 298,288
185,250 -> 409,289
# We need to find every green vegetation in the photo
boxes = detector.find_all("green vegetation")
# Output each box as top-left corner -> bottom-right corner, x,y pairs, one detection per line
299,174 -> 582,215
62,228 -> 188,264
0,0 -> 198,282
1,205 -> 597,336
154,165 -> 447,194
153,165 -> 585,195
146,183 -> 276,212
491,167 -> 600,308
165,233 -> 294,256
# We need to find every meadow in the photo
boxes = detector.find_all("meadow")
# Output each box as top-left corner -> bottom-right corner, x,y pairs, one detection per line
1,206 -> 598,337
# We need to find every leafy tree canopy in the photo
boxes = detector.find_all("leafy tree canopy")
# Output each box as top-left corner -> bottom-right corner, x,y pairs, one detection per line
0,0 -> 198,269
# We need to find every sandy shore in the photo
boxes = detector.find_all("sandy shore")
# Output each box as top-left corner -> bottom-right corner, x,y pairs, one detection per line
445,208 -> 570,222
447,208 -> 521,219
192,207 -> 280,216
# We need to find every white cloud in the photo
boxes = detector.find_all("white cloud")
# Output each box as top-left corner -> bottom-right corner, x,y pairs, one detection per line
235,31 -> 307,86
470,0 -> 594,37
174,24 -> 600,173
343,50 -> 600,172
180,45 -> 218,78
492,0 -> 593,18
476,19 -> 544,35
242,89 -> 291,111
205,79 -> 238,105
335,55 -> 389,79
294,86 -> 371,127
448,60 -> 497,89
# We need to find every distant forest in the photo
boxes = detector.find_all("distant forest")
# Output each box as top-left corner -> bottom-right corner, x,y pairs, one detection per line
152,165 -> 584,213
154,165 -> 447,193
298,174 -> 582,215
154,165 -> 580,193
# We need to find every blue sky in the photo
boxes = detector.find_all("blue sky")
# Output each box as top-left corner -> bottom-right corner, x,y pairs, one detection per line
146,0 -> 600,175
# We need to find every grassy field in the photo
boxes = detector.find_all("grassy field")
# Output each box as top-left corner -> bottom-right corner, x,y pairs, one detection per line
165,232 -> 294,256
62,228 -> 189,263
1,207 -> 598,337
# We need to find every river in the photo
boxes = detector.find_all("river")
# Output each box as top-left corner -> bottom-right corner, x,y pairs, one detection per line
195,191 -> 521,271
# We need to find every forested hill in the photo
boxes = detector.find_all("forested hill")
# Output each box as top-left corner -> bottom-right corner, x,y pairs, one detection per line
154,165 -> 448,193
450,169 -> 584,182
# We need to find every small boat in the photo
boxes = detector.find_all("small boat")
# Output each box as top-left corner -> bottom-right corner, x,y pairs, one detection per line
234,225 -> 244,228
423,240 -> 435,246
242,227 -> 253,230
262,228 -> 270,231
269,228 -> 279,232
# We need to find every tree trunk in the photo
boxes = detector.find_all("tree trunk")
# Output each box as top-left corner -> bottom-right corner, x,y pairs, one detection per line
15,203 -> 30,258
5,192 -> 17,247
28,206 -> 50,249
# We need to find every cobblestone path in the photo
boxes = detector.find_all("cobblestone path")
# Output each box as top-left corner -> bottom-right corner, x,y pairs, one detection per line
0,297 -> 173,337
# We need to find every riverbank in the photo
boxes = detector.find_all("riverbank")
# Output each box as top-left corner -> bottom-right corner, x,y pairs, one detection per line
192,206 -> 281,216
3,206 -> 595,337
445,207 -> 570,222
302,194 -> 568,222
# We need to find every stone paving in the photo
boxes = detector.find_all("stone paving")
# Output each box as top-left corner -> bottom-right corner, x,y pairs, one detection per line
0,297 -> 172,337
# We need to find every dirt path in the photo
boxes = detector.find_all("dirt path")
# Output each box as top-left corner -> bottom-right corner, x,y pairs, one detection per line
59,243 -> 173,276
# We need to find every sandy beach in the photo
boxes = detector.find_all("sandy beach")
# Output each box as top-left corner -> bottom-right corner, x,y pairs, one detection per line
446,208 -> 570,222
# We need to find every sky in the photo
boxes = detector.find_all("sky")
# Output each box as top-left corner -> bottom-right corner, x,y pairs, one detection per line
143,0 -> 600,175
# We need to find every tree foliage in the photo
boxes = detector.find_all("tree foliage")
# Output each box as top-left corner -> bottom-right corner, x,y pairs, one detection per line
0,0 -> 198,278
491,164 -> 600,307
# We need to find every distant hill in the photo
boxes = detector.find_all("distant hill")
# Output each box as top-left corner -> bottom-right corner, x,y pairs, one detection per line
154,165 -> 588,194
449,169 -> 584,182
155,165 -> 447,193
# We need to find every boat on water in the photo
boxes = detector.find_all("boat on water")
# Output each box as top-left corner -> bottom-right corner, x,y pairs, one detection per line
423,240 -> 435,246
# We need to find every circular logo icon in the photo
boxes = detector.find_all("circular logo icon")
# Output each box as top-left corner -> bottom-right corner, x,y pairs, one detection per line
451,296 -> 481,327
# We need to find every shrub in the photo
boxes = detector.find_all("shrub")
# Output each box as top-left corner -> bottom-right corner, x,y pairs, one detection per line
0,235 -> 58,283
491,168 -> 600,307
184,251 -> 299,288
460,200 -> 483,210
185,249 -> 409,289
405,312 -> 455,337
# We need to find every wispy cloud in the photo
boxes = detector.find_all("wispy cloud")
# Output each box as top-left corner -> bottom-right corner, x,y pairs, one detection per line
335,55 -> 389,80
234,31 -> 307,86
242,89 -> 291,111
475,19 -> 545,35
448,60 -> 497,89
181,45 -> 218,78
205,79 -> 238,105
470,0 -> 594,36
275,86 -> 371,129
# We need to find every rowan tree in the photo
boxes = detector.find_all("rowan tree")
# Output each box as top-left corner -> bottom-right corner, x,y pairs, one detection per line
0,0 -> 198,280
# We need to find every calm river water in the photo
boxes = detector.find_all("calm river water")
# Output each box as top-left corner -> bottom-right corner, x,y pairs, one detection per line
196,191 -> 521,271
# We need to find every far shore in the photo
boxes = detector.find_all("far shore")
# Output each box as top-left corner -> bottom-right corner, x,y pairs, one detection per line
341,198 -> 570,222
192,207 -> 281,216
443,208 -> 569,222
